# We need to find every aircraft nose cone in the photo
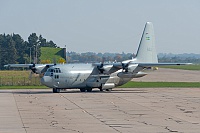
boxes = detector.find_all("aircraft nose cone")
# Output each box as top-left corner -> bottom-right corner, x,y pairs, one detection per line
41,76 -> 53,87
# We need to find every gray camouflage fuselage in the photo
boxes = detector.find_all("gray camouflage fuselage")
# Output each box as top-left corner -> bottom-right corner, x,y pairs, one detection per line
40,22 -> 189,93
41,63 -> 143,90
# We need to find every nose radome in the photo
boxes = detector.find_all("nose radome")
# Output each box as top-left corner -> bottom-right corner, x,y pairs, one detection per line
41,76 -> 53,87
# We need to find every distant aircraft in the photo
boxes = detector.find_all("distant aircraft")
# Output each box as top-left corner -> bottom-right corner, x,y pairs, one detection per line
5,22 -> 190,93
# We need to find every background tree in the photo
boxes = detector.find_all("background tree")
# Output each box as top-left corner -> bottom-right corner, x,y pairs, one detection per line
39,35 -> 47,47
3,34 -> 17,65
27,33 -> 40,63
46,40 -> 57,48
0,33 -> 60,69
12,34 -> 28,63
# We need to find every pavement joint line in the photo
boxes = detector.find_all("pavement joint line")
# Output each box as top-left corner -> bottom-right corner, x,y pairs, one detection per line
0,88 -> 199,132
110,91 -> 197,125
12,90 -> 27,133
59,93 -> 122,133
107,93 -> 170,131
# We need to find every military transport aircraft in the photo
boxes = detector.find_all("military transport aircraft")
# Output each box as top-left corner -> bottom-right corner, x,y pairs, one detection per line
5,22 -> 190,93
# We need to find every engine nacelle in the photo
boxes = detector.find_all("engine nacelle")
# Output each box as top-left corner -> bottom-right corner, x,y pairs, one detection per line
102,83 -> 115,89
117,71 -> 147,78
132,71 -> 147,78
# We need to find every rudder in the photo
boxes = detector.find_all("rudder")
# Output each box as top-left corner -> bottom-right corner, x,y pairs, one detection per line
135,22 -> 158,63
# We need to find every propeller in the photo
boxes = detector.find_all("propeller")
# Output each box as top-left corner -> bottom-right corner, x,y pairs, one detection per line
29,71 -> 34,80
97,57 -> 105,74
29,63 -> 36,73
28,63 -> 36,79
122,62 -> 130,72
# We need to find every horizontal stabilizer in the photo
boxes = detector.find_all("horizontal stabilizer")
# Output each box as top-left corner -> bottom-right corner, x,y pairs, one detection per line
137,63 -> 192,67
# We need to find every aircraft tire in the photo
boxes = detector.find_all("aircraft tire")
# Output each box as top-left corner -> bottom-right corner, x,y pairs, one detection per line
57,89 -> 61,93
80,88 -> 86,92
53,88 -> 60,93
106,88 -> 112,92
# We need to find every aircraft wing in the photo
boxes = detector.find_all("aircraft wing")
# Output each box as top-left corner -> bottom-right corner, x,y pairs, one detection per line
4,64 -> 55,74
4,64 -> 33,68
4,64 -> 55,68
93,62 -> 125,74
120,62 -> 192,74
136,63 -> 192,67
92,62 -> 192,74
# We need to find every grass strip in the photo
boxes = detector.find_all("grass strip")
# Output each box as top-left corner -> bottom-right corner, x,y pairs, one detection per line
119,81 -> 200,88
1,82 -> 200,89
160,64 -> 200,71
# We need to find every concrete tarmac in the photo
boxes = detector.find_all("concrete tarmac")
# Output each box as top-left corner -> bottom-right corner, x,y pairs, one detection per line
133,68 -> 200,82
0,88 -> 200,133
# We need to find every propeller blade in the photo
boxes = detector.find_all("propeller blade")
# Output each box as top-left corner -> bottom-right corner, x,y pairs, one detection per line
29,71 -> 33,80
97,57 -> 106,74
122,62 -> 130,72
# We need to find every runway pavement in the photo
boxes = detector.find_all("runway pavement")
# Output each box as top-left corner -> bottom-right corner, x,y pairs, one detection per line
0,88 -> 200,133
133,68 -> 200,82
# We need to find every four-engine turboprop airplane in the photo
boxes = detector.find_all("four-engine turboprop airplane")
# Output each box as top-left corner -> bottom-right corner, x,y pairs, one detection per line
40,22 -> 190,93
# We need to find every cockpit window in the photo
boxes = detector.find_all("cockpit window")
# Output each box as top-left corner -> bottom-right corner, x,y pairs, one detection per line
45,68 -> 61,76
54,68 -> 61,73
47,68 -> 61,73
47,69 -> 54,72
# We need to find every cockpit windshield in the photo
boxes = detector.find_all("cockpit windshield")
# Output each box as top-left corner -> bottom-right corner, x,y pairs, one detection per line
47,69 -> 54,72
45,68 -> 61,76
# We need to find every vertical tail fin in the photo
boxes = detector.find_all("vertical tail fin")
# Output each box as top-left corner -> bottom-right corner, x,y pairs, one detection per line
135,22 -> 158,63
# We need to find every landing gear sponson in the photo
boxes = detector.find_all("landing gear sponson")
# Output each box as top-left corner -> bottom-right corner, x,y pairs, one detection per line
52,88 -> 112,93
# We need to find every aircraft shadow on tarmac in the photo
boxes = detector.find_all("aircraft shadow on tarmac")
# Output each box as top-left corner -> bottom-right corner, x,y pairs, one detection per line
0,89 -> 147,94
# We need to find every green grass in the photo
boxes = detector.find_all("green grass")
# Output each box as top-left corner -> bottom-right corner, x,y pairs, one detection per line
40,47 -> 66,63
0,70 -> 41,86
119,81 -> 200,88
0,70 -> 30,78
1,82 -> 199,89
160,64 -> 200,71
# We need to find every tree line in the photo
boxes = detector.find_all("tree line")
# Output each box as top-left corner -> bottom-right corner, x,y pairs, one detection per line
67,52 -> 200,64
1,33 -> 199,70
67,52 -> 134,63
0,33 -> 58,69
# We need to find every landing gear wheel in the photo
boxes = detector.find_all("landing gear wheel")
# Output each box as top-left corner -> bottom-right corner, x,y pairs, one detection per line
99,85 -> 103,92
87,88 -> 92,92
53,88 -> 60,93
80,88 -> 86,92
106,88 -> 112,92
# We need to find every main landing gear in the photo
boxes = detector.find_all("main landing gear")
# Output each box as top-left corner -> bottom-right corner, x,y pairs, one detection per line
52,88 -> 112,93
53,88 -> 60,93
80,88 -> 93,92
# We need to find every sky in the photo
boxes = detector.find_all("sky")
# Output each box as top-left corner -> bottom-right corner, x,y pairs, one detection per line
0,0 -> 200,54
